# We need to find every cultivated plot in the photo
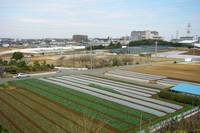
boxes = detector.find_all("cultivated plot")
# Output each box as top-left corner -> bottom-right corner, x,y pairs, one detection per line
0,74 -> 184,133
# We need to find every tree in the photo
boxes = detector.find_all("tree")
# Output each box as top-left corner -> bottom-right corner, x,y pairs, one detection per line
41,61 -> 47,70
17,61 -> 28,70
33,61 -> 41,71
11,52 -> 24,61
112,57 -> 122,66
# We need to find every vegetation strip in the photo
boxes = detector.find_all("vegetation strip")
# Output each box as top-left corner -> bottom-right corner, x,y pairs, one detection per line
24,80 -> 140,125
23,81 -> 133,129
39,78 -> 158,118
12,89 -> 92,133
63,76 -> 180,110
0,95 -> 48,133
72,76 -> 152,97
47,78 -> 167,116
83,74 -> 160,92
74,75 -> 182,109
15,89 -> 111,133
79,75 -> 158,94
13,85 -> 116,133
3,91 -> 71,133
0,98 -> 41,133
13,82 -> 123,132
0,110 -> 23,133
31,79 -> 153,120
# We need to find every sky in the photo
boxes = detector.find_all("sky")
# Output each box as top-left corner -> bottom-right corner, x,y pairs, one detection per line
0,0 -> 200,40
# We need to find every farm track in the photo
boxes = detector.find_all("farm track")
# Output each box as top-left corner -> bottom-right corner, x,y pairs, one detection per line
0,92 -> 48,133
12,82 -> 121,133
33,79 -> 154,120
0,110 -> 23,133
21,81 -> 133,129
3,91 -> 70,133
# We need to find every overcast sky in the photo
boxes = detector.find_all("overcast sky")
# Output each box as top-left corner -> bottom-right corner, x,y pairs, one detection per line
0,0 -> 200,40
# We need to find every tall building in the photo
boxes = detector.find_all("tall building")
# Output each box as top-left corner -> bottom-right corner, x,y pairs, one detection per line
131,30 -> 162,41
72,35 -> 88,43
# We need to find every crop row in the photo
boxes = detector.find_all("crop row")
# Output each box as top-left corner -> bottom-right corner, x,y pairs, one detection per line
0,108 -> 22,133
6,90 -> 86,133
45,77 -> 166,116
14,80 -> 130,131
82,74 -> 160,93
0,92 -> 47,133
66,76 -> 152,97
23,80 -> 140,125
73,75 -> 182,110
14,88 -> 112,133
30,79 -> 154,120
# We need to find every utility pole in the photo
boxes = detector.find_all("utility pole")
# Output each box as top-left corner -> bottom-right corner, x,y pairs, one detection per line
140,112 -> 142,131
90,43 -> 93,70
128,42 -> 130,55
155,40 -> 158,57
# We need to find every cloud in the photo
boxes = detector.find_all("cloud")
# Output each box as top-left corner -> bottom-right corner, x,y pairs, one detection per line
19,18 -> 50,24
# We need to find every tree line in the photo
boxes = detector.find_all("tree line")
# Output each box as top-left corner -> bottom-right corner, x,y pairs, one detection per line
158,90 -> 200,106
0,52 -> 54,77
86,39 -> 184,50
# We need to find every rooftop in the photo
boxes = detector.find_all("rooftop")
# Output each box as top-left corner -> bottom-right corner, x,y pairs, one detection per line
171,83 -> 200,96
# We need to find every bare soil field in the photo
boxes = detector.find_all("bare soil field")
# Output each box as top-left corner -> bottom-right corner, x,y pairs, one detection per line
126,64 -> 200,83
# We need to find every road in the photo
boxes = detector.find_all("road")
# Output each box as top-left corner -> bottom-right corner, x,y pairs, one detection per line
0,61 -> 175,88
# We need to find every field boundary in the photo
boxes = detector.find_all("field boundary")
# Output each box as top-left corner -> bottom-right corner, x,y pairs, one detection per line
140,106 -> 200,133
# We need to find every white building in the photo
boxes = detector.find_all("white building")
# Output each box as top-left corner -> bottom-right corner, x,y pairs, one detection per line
131,30 -> 162,41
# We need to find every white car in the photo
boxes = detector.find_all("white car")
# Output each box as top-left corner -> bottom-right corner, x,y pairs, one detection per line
16,73 -> 30,78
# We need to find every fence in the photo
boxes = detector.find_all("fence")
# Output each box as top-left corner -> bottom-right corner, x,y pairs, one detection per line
140,106 -> 200,133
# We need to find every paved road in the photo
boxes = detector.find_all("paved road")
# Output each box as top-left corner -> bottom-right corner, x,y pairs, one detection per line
0,61 -> 175,87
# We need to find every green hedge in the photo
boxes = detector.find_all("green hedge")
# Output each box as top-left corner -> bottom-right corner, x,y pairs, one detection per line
0,125 -> 9,133
158,90 -> 200,106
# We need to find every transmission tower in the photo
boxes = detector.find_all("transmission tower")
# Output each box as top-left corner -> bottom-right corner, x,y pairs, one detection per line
176,30 -> 179,40
187,23 -> 191,36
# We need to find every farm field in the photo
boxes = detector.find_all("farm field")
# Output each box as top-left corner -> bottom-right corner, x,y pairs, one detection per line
0,75 -> 189,133
126,64 -> 200,83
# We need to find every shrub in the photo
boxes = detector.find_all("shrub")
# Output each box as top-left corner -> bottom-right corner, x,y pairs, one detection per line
158,90 -> 200,106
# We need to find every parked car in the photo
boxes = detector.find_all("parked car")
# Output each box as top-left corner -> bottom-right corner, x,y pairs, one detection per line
16,73 -> 30,78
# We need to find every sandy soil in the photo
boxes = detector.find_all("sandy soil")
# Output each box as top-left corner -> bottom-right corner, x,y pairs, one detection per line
126,64 -> 200,83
